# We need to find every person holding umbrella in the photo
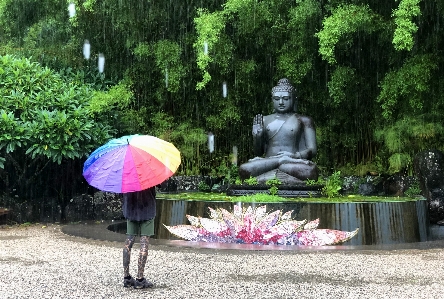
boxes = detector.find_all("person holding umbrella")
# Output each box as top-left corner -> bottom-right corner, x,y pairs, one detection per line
82,134 -> 181,289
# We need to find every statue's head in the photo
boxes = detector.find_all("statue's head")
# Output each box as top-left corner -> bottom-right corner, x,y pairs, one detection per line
271,78 -> 296,113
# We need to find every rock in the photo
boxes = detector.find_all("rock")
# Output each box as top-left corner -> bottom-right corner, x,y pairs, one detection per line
342,176 -> 362,194
65,192 -> 123,222
414,149 -> 444,223
429,189 -> 444,224
169,176 -> 203,191
211,184 -> 229,192
161,176 -> 225,192
92,192 -> 123,220
159,178 -> 178,192
383,174 -> 414,197
65,194 -> 96,221
358,183 -> 377,196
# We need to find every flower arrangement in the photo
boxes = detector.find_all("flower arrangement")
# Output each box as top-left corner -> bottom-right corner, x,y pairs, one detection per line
164,205 -> 358,246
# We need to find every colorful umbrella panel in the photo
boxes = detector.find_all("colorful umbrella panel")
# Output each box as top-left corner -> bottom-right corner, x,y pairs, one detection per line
83,134 -> 181,193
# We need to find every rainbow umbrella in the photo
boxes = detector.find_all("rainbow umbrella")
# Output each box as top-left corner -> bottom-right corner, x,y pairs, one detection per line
83,134 -> 181,193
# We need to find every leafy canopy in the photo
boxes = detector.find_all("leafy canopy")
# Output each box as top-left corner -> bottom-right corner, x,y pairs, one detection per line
377,54 -> 438,120
316,4 -> 382,64
0,54 -> 112,166
392,0 -> 421,51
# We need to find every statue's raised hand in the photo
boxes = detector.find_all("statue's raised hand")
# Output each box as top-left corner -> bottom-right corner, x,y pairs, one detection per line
252,114 -> 264,137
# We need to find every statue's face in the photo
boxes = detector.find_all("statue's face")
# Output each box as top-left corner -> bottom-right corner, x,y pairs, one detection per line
272,91 -> 294,113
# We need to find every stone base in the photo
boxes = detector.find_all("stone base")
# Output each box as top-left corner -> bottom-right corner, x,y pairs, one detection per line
226,184 -> 322,198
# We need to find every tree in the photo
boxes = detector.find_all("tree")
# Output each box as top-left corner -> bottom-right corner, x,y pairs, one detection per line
0,54 -> 113,220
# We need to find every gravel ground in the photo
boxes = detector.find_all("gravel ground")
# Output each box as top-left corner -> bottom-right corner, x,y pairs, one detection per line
1,224 -> 444,299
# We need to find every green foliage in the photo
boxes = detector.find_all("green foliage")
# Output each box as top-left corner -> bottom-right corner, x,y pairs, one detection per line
193,0 -> 271,89
375,117 -> 444,173
82,0 -> 97,12
134,40 -> 186,93
170,123 -> 207,168
265,176 -> 282,187
405,181 -> 421,197
193,9 -> 226,90
327,66 -> 356,106
224,164 -> 240,185
90,80 -> 144,136
0,0 -> 50,41
317,171 -> 343,198
339,159 -> 385,176
387,153 -> 411,174
0,53 -> 112,195
244,176 -> 258,186
235,193 -> 287,203
278,0 -> 321,83
269,185 -> 279,196
0,55 -> 112,165
288,0 -> 321,30
316,4 -> 381,64
305,179 -> 317,186
0,0 -> 79,70
276,50 -> 312,84
392,0 -> 421,51
89,81 -> 133,113
265,176 -> 282,196
198,181 -> 211,192
209,160 -> 239,184
166,127 -> 206,168
377,54 -> 438,120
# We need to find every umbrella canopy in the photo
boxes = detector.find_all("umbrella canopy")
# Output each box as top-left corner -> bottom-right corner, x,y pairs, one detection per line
83,134 -> 181,193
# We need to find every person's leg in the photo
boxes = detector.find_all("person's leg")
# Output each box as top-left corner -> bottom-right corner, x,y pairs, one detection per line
123,220 -> 138,287
136,235 -> 149,279
123,235 -> 135,277
134,219 -> 155,288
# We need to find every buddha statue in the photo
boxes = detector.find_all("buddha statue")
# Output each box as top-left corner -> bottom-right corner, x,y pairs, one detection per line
239,78 -> 319,184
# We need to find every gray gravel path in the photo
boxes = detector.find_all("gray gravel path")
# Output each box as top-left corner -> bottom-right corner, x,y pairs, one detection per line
1,224 -> 444,299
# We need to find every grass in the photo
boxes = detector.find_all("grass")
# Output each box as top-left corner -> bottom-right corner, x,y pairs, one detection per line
157,192 -> 425,203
